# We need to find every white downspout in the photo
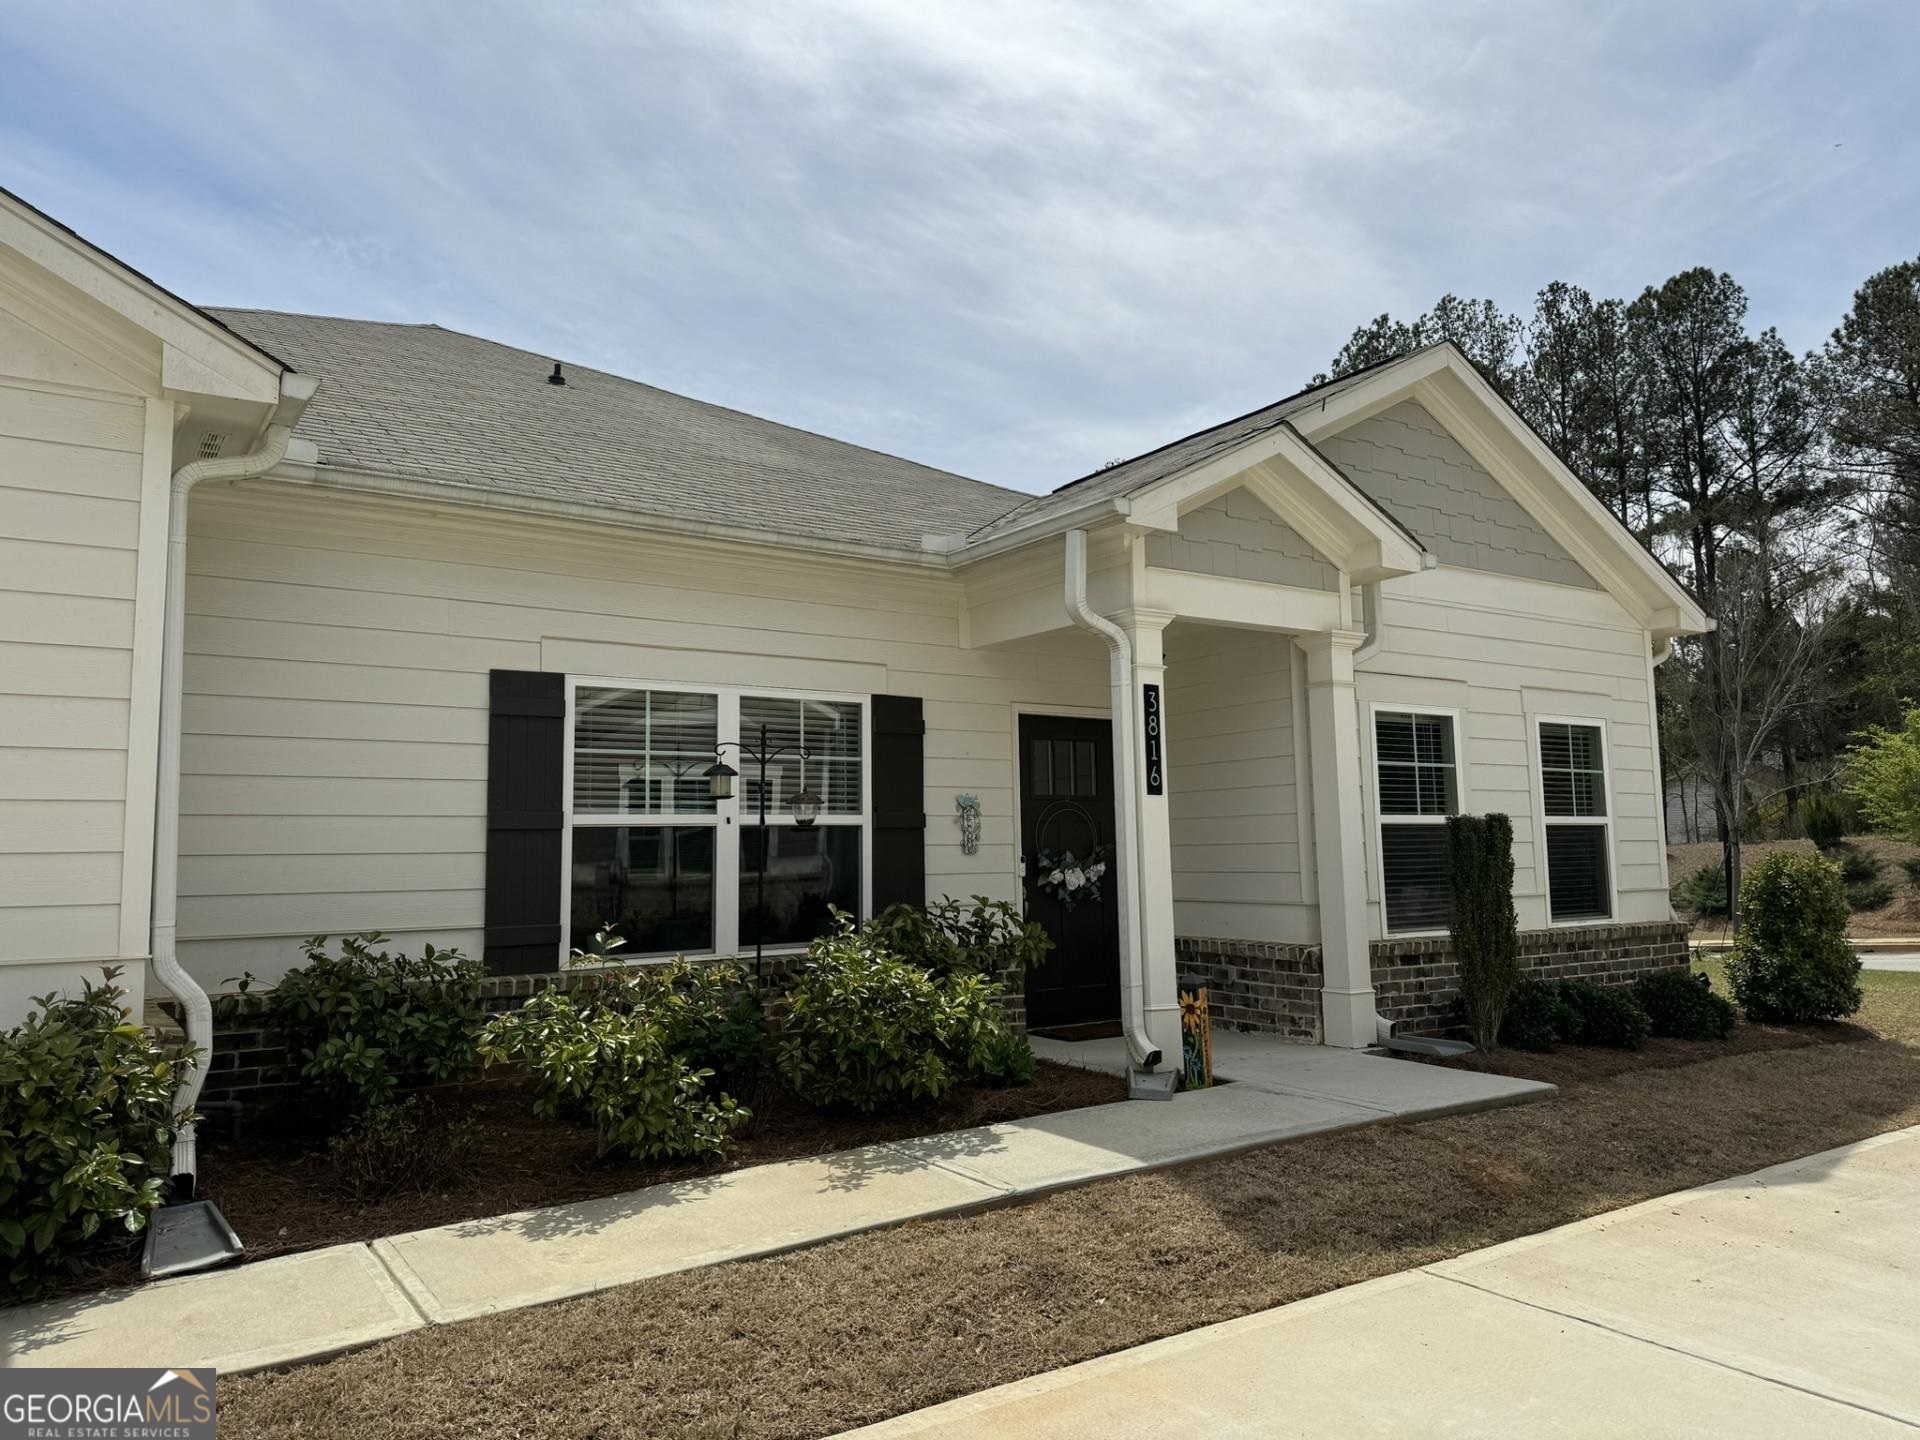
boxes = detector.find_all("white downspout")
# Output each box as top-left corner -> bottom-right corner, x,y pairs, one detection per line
1062,529 -> 1162,1075
153,372 -> 317,1188
1351,580 -> 1394,1045
1353,581 -> 1382,665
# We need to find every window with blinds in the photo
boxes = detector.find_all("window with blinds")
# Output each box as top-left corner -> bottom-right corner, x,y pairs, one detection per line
1375,709 -> 1458,932
1540,720 -> 1611,922
567,683 -> 866,959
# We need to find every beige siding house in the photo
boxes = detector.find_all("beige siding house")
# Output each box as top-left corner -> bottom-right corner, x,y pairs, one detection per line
0,189 -> 1708,1119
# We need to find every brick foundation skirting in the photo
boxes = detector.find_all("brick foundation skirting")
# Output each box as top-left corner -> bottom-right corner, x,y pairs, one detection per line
1173,937 -> 1324,1042
1174,920 -> 1690,1043
1369,919 -> 1692,1037
175,952 -> 1026,1114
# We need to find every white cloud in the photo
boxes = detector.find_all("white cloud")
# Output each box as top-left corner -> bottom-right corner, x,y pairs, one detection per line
1,0 -> 1915,490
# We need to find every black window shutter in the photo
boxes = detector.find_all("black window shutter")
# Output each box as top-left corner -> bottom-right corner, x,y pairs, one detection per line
869,694 -> 926,913
485,669 -> 566,975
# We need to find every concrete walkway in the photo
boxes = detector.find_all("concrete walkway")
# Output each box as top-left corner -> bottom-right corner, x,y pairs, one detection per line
0,1043 -> 1547,1375
840,1125 -> 1920,1439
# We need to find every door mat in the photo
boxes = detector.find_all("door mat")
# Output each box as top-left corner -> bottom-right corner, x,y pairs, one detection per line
1029,1020 -> 1124,1042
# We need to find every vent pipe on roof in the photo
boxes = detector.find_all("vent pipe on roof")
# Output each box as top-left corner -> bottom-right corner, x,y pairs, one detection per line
548,362 -> 566,386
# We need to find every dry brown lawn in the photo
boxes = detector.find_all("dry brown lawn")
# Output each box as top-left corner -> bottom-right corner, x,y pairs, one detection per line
219,970 -> 1920,1440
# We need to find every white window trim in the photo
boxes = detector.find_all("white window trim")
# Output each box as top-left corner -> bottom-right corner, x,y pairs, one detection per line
1365,701 -> 1468,938
561,676 -> 872,966
1529,712 -> 1618,927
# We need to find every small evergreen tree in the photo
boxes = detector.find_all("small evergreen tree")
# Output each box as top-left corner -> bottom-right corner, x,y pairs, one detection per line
1725,852 -> 1862,1023
1447,814 -> 1522,1051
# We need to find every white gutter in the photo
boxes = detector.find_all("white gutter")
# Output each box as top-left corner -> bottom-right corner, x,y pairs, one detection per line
269,459 -> 958,570
1062,529 -> 1162,1076
936,494 -> 1136,566
153,371 -> 317,1188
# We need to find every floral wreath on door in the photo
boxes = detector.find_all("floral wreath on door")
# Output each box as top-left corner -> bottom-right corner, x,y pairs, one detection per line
1034,846 -> 1109,908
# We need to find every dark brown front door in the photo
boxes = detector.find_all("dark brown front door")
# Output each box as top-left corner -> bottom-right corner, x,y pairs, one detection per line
1019,714 -> 1121,1029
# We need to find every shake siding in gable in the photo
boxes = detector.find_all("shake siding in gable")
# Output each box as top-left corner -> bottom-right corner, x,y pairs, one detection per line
174,485 -> 1109,988
0,376 -> 145,974
1317,400 -> 1599,590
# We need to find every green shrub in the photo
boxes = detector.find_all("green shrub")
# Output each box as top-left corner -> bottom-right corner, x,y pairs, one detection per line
478,989 -> 746,1162
1834,849 -> 1894,911
1848,879 -> 1897,911
0,969 -> 192,1299
971,1019 -> 1038,1087
266,934 -> 482,1125
1497,978 -> 1574,1052
1801,791 -> 1854,850
1446,814 -> 1521,1052
1901,856 -> 1920,887
1632,969 -> 1736,1041
1672,864 -> 1730,919
867,897 -> 1054,980
777,916 -> 1009,1111
1845,705 -> 1920,842
1836,848 -> 1883,885
562,948 -> 767,1095
324,1097 -> 483,1204
1726,853 -> 1863,1023
1552,979 -> 1651,1050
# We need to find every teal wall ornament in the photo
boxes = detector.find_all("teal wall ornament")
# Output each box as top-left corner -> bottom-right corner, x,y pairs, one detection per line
955,793 -> 981,855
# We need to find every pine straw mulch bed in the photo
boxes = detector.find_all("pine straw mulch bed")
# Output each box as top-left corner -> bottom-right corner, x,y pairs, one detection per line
219,971 -> 1920,1440
51,1061 -> 1124,1298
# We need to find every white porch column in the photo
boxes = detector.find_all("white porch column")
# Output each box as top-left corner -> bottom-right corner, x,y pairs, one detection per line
1119,608 -> 1183,1067
1297,629 -> 1376,1048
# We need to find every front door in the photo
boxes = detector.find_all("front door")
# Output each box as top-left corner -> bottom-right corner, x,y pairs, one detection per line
1019,714 -> 1121,1029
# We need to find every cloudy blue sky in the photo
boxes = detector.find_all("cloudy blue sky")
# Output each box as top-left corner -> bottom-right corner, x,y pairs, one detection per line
3,2 -> 1915,492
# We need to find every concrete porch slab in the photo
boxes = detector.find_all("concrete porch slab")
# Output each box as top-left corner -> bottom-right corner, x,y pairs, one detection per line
1030,1030 -> 1555,1120
0,1243 -> 423,1376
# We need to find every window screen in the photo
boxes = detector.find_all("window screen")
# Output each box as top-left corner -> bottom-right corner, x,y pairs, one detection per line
1540,721 -> 1611,922
1375,710 -> 1459,932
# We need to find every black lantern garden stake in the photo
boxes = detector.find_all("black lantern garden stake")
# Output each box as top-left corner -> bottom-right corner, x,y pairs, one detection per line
705,725 -> 820,983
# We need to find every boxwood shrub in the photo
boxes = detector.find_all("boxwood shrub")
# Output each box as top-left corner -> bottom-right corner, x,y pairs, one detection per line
1497,978 -> 1575,1052
0,969 -> 191,1299
1551,978 -> 1651,1050
1632,969 -> 1736,1041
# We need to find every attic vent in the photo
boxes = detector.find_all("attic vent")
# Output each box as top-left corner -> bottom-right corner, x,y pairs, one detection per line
548,362 -> 566,386
197,432 -> 228,460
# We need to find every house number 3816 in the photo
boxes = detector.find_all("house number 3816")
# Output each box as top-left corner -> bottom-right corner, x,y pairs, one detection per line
1143,683 -> 1164,796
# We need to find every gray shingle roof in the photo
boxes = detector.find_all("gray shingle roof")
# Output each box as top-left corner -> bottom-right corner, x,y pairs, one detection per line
966,353 -> 1434,543
208,309 -> 1031,552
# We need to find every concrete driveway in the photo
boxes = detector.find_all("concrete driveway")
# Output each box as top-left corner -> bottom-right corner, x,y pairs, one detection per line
841,1125 -> 1920,1438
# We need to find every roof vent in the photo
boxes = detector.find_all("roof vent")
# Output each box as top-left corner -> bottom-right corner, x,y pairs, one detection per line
548,362 -> 566,387
197,432 -> 228,460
